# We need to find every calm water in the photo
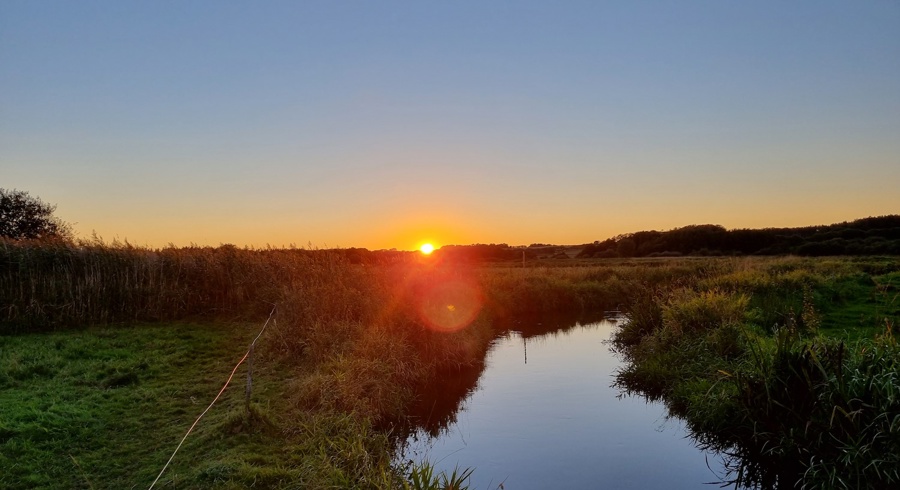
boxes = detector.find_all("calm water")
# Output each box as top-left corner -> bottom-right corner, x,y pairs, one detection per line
398,318 -> 728,489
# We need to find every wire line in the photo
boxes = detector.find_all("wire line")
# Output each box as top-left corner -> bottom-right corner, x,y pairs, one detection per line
148,305 -> 276,489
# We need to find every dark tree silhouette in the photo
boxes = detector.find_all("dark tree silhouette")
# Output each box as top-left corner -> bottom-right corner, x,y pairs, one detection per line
582,216 -> 900,258
0,188 -> 72,240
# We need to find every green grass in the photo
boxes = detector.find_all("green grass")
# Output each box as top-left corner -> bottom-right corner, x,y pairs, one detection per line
816,270 -> 900,341
402,461 -> 472,490
613,256 -> 900,489
0,322 -> 406,489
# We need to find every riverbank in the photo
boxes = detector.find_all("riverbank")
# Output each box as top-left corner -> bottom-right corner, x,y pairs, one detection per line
613,256 -> 900,489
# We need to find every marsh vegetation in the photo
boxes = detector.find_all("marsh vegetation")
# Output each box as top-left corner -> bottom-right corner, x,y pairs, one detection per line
1,237 -> 898,488
612,257 -> 900,488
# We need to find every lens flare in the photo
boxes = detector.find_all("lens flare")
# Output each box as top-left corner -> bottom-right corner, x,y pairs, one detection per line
416,277 -> 483,332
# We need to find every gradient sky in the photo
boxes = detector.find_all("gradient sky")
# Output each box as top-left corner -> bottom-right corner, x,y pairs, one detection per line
3,1 -> 899,250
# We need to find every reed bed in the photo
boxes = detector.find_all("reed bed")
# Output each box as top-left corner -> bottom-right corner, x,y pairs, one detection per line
0,238 -> 372,333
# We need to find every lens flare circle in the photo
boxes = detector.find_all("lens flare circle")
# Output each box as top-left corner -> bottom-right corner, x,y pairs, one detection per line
416,278 -> 483,333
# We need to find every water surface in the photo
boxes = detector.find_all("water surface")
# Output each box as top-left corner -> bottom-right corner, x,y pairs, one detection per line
400,318 -> 727,489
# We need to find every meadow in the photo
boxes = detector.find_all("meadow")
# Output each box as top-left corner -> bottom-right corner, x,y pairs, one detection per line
1,238 -> 898,489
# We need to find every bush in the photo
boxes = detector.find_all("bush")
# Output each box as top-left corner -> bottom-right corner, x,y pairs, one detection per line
661,289 -> 749,336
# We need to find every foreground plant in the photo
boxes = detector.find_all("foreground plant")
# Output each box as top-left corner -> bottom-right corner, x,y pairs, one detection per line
404,461 -> 473,490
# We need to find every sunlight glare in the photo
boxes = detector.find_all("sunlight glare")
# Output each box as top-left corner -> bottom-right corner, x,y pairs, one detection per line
416,277 -> 483,333
420,243 -> 435,255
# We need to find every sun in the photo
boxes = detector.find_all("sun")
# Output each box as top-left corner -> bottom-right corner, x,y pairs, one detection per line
419,243 -> 435,255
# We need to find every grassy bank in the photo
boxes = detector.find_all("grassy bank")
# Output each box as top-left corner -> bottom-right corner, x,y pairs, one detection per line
0,321 -> 392,488
613,256 -> 900,489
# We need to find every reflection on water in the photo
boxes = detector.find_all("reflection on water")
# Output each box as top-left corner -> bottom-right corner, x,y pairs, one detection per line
396,314 -> 728,489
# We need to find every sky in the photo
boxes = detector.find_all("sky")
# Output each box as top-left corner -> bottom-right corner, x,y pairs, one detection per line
2,1 -> 899,250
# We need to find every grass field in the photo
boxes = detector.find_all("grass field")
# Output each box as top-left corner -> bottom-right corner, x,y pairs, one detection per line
1,321 -> 407,489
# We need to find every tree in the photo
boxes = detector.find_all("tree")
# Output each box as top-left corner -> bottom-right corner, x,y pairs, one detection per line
0,188 -> 72,240
616,238 -> 636,257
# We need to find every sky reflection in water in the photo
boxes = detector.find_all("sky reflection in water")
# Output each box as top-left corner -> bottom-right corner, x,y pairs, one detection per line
401,319 -> 726,489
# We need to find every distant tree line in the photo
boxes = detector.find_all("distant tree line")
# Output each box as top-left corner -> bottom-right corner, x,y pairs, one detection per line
344,216 -> 900,264
433,243 -> 536,262
577,216 -> 900,258
7,188 -> 896,261
340,244 -> 565,264
330,245 -> 527,264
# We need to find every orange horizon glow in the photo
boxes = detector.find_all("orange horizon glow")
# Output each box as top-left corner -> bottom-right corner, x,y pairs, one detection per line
52,199 -> 900,252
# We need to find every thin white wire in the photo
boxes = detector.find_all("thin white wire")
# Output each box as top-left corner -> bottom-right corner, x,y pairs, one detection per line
147,305 -> 276,489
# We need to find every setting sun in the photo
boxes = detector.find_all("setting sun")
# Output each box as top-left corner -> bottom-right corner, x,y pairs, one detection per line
420,243 -> 435,255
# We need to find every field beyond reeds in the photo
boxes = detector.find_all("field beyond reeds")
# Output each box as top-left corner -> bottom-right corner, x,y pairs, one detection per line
2,239 -> 898,489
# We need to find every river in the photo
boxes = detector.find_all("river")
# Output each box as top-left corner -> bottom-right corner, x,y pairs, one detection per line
397,316 -> 729,489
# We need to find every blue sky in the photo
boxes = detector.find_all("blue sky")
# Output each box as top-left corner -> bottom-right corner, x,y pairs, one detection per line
3,1 -> 899,249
